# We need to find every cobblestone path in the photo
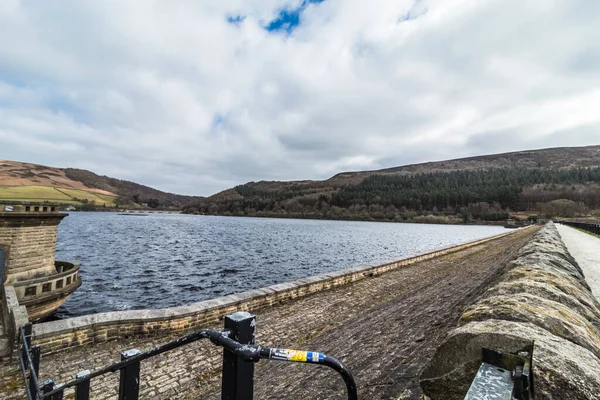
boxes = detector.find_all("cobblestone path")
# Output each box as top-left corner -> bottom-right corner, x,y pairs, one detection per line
0,228 -> 535,400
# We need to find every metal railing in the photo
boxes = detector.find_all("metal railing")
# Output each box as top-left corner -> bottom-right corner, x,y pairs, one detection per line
560,220 -> 600,235
18,312 -> 357,400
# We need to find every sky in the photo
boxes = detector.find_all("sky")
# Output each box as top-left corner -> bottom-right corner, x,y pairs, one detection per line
1,0 -> 600,196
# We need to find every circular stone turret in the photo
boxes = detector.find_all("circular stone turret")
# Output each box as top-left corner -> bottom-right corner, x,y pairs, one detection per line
0,201 -> 81,322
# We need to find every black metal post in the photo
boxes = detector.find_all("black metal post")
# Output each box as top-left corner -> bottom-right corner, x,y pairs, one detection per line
43,379 -> 54,396
22,324 -> 33,370
118,349 -> 141,400
50,385 -> 64,400
221,312 -> 256,400
28,345 -> 41,398
42,380 -> 64,400
24,323 -> 32,347
74,370 -> 91,400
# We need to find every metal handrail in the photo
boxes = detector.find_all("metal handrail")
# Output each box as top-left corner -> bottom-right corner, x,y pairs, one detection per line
18,326 -> 43,399
210,331 -> 358,400
560,220 -> 600,235
42,329 -> 214,396
18,316 -> 358,400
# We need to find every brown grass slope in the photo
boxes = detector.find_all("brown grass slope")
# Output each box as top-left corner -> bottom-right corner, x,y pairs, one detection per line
63,168 -> 201,207
0,160 -> 115,195
0,160 -> 201,207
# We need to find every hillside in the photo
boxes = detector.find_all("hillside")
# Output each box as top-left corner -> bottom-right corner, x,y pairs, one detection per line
63,168 -> 201,208
327,145 -> 600,185
183,145 -> 600,221
0,160 -> 201,208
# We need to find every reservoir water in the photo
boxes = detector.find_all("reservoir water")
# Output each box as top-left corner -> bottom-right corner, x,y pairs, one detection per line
54,212 -> 508,318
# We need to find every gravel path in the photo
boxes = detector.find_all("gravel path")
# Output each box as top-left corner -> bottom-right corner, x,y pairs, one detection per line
0,228 -> 535,400
556,224 -> 600,301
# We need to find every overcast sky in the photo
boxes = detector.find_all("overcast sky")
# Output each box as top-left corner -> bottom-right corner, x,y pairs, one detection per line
1,0 -> 600,196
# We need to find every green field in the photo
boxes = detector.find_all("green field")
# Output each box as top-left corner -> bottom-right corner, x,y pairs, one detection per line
0,186 -> 118,206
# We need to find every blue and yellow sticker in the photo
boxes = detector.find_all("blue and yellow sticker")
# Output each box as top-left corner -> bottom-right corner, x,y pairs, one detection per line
270,348 -> 325,363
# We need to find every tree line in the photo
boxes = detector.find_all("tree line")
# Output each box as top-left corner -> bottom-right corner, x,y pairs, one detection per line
331,168 -> 600,211
183,167 -> 600,221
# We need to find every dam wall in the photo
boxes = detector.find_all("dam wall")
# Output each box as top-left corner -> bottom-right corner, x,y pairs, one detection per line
32,227 -> 531,354
420,223 -> 600,399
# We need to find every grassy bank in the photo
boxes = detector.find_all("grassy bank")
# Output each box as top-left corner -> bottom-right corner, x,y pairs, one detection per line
572,226 -> 600,239
0,185 -> 118,206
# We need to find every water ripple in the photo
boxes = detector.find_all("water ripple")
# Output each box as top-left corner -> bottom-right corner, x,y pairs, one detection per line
53,213 -> 507,318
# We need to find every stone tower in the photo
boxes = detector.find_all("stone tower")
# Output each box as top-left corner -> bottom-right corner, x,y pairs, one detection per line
0,201 -> 81,321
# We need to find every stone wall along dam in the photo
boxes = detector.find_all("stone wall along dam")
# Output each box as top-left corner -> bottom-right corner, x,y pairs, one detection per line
421,222 -> 600,400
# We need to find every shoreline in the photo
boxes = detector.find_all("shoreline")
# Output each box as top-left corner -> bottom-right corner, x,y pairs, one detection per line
181,210 -> 531,227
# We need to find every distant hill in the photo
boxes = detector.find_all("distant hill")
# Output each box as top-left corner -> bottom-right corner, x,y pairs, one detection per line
62,168 -> 202,207
0,160 -> 201,208
327,145 -> 600,185
183,145 -> 600,221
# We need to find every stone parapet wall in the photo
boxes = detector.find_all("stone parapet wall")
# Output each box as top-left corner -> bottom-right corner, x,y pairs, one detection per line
13,262 -> 81,305
1,285 -> 29,356
420,223 -> 600,399
32,227 -> 532,354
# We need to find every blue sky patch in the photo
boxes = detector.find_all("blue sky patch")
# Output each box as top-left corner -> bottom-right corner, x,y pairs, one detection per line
212,114 -> 226,129
266,0 -> 325,34
398,1 -> 428,23
0,68 -> 29,89
227,15 -> 246,26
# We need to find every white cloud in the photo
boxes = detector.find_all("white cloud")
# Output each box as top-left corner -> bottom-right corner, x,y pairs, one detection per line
0,0 -> 599,195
